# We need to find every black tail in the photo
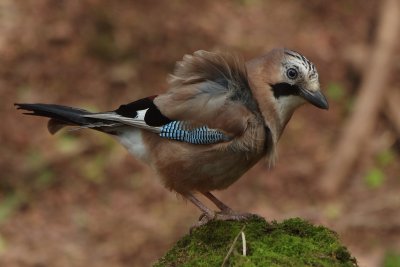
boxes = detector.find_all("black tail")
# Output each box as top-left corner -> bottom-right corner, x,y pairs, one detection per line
15,103 -> 118,134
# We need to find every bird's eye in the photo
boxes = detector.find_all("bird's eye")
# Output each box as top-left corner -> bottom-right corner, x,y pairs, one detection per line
286,68 -> 298,79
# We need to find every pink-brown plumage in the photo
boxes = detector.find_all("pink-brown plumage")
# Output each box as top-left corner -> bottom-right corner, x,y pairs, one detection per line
16,48 -> 328,225
141,115 -> 266,194
149,50 -> 272,194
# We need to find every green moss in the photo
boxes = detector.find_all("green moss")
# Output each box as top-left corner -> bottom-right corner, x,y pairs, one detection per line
154,216 -> 357,267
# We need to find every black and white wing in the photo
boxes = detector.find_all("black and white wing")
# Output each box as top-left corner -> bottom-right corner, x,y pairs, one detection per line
84,96 -> 231,145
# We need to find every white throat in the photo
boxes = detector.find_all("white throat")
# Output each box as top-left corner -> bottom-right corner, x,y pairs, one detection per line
276,95 -> 305,126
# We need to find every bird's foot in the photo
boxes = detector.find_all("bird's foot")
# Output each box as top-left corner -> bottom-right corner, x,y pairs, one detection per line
191,211 -> 258,232
190,211 -> 216,232
214,210 -> 255,221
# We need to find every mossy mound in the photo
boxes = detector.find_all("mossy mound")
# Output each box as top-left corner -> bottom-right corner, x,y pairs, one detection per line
154,216 -> 357,267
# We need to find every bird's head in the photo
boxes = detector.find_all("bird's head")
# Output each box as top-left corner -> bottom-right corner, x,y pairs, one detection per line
246,48 -> 329,137
248,48 -> 329,113
271,49 -> 328,110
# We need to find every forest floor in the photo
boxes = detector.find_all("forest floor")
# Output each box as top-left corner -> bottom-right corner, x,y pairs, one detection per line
0,1 -> 399,266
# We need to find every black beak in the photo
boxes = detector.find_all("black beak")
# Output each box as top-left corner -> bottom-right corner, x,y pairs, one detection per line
300,89 -> 329,110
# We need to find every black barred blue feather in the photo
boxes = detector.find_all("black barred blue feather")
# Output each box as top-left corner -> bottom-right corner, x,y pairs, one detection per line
160,121 -> 230,144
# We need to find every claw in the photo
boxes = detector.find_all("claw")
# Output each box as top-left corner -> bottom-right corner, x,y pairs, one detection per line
191,211 -> 215,232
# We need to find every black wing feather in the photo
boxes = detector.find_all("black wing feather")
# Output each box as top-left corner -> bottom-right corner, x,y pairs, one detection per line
115,96 -> 172,127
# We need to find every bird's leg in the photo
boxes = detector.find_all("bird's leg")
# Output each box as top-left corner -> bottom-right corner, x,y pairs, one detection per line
185,193 -> 216,228
202,192 -> 234,214
203,191 -> 256,221
186,192 -> 256,230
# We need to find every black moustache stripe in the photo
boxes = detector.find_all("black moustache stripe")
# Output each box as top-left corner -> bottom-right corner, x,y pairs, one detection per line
270,83 -> 301,98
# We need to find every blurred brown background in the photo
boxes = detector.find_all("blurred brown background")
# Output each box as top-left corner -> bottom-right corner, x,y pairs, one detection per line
0,1 -> 399,266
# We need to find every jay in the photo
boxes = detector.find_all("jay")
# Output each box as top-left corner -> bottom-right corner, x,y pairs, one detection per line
16,48 -> 328,225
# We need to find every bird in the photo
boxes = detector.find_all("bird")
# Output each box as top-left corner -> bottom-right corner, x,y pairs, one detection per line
15,48 -> 328,226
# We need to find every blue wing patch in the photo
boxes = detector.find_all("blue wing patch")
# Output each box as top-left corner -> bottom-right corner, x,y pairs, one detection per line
160,121 -> 230,144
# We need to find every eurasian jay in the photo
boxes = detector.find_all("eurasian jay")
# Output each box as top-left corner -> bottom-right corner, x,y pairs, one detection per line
16,48 -> 328,226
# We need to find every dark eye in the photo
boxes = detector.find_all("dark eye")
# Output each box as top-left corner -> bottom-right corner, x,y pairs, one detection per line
286,68 -> 298,79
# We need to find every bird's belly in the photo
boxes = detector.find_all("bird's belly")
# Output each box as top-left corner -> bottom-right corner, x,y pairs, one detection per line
193,156 -> 260,192
145,138 -> 263,194
152,144 -> 264,193
119,130 -> 266,194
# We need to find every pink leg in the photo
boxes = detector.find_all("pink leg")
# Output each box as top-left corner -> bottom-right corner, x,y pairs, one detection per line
185,192 -> 215,217
202,192 -> 233,213
203,191 -> 256,221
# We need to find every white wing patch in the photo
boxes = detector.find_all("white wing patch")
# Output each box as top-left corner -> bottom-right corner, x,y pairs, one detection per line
83,109 -> 162,133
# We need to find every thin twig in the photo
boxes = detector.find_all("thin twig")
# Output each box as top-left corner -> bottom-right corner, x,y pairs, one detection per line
221,225 -> 246,267
241,231 -> 247,256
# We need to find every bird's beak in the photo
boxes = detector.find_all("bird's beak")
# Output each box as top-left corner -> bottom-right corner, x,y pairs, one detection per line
300,88 -> 329,110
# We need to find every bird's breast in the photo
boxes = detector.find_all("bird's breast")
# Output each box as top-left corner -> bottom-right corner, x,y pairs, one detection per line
140,121 -> 268,194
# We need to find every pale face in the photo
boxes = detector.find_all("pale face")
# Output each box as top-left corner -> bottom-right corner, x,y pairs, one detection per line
271,49 -> 328,110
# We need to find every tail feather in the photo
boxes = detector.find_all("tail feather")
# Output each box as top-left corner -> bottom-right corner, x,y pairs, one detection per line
47,118 -> 67,134
15,103 -> 120,134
